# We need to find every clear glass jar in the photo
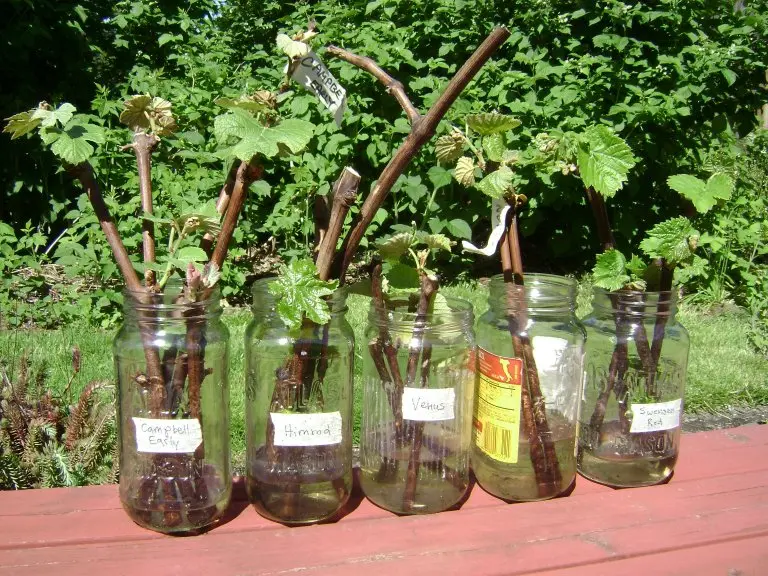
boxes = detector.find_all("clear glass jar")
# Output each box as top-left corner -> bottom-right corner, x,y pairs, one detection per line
244,279 -> 354,525
359,295 -> 475,514
472,274 -> 585,501
577,289 -> 689,487
114,282 -> 231,534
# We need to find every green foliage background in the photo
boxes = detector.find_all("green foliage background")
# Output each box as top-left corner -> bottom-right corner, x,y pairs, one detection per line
1,0 -> 767,341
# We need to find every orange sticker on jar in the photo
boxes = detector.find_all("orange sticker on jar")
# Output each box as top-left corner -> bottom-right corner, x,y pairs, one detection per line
473,348 -> 522,464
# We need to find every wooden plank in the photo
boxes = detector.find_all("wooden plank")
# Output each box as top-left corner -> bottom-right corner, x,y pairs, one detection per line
1,466 -> 765,575
0,425 -> 765,550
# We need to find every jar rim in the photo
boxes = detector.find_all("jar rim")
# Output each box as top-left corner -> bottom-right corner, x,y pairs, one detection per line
591,287 -> 678,317
122,278 -> 221,311
488,273 -> 577,312
368,294 -> 474,330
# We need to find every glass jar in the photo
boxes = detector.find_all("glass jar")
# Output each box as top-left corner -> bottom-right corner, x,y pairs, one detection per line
577,289 -> 689,487
244,279 -> 354,525
359,295 -> 475,514
472,274 -> 585,502
114,282 -> 231,534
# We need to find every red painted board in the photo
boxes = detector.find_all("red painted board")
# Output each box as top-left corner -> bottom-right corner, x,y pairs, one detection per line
1,467 -> 765,575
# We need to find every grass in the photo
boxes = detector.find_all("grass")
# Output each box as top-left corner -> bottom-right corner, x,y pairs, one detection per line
2,282 -> 767,471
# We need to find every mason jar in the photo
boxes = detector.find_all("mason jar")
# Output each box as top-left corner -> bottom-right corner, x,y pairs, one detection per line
577,289 -> 689,487
244,279 -> 354,525
359,295 -> 475,514
114,282 -> 231,533
472,274 -> 585,501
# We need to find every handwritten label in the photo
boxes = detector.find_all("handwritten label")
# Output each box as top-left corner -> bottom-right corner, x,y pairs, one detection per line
132,417 -> 202,454
402,387 -> 455,422
629,399 -> 682,433
291,52 -> 346,126
271,411 -> 343,447
531,335 -> 569,373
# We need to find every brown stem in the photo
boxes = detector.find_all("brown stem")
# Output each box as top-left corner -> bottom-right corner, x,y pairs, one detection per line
315,167 -> 361,281
209,160 -> 263,271
502,210 -> 561,496
313,194 -> 330,255
333,26 -> 510,283
647,261 -> 674,397
325,45 -> 421,125
584,186 -> 616,252
201,159 -> 240,257
402,273 -> 439,511
131,132 -> 160,288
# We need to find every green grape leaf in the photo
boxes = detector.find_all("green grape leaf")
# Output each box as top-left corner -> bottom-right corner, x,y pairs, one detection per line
453,157 -> 475,187
625,254 -> 647,279
4,110 -> 43,139
429,292 -> 452,316
592,249 -> 630,292
268,259 -> 338,330
120,95 -> 177,136
435,133 -> 464,164
276,33 -> 310,58
214,109 -> 314,160
383,261 -> 420,289
674,254 -> 708,285
423,233 -> 453,253
175,246 -> 209,264
465,112 -> 521,135
215,91 -> 277,114
639,217 -> 699,265
482,133 -> 505,163
377,232 -> 414,261
475,166 -> 514,199
38,103 -> 76,128
667,172 -> 734,214
576,125 -> 637,198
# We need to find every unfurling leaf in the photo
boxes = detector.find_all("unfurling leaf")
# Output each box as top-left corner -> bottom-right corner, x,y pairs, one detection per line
592,248 -> 630,292
639,217 -> 698,265
269,259 -> 338,330
120,95 -> 177,136
453,157 -> 475,187
465,112 -> 521,135
667,172 -> 733,214
175,246 -> 209,264
423,233 -> 453,253
383,261 -> 420,289
576,125 -> 636,198
214,109 -> 314,160
201,262 -> 221,288
475,166 -> 514,199
215,91 -> 277,114
175,201 -> 222,236
435,132 -> 464,164
482,133 -> 505,162
276,33 -> 310,58
377,232 -> 414,261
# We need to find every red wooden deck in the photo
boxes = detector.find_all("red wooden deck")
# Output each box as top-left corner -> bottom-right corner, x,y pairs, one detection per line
1,424 -> 766,575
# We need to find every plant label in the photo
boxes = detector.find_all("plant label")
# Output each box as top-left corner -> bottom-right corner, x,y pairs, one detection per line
291,52 -> 347,126
402,387 -> 456,421
629,399 -> 682,433
271,411 -> 343,446
473,348 -> 523,464
462,198 -> 511,256
132,417 -> 202,454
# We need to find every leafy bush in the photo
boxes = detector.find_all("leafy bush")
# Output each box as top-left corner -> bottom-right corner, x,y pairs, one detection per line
1,0 -> 767,331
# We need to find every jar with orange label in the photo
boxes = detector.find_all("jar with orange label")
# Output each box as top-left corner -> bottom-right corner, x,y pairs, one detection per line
471,274 -> 585,501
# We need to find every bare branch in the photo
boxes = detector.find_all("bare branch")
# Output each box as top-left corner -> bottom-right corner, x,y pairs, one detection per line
202,160 -> 240,257
334,26 -> 510,283
326,45 -> 421,125
67,163 -> 143,293
315,167 -> 361,280
209,161 -> 263,270
131,132 -> 160,288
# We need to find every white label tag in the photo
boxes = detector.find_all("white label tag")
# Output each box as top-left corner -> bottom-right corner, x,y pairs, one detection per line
132,417 -> 202,454
462,198 -> 511,256
402,387 -> 456,421
531,335 -> 569,373
271,411 -> 343,447
630,399 -> 682,433
291,52 -> 347,126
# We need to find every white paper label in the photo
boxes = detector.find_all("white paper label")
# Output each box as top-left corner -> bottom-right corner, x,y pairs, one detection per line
462,198 -> 511,256
629,399 -> 682,433
402,387 -> 456,422
133,417 -> 202,454
291,52 -> 347,126
271,411 -> 343,447
532,336 -> 569,373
